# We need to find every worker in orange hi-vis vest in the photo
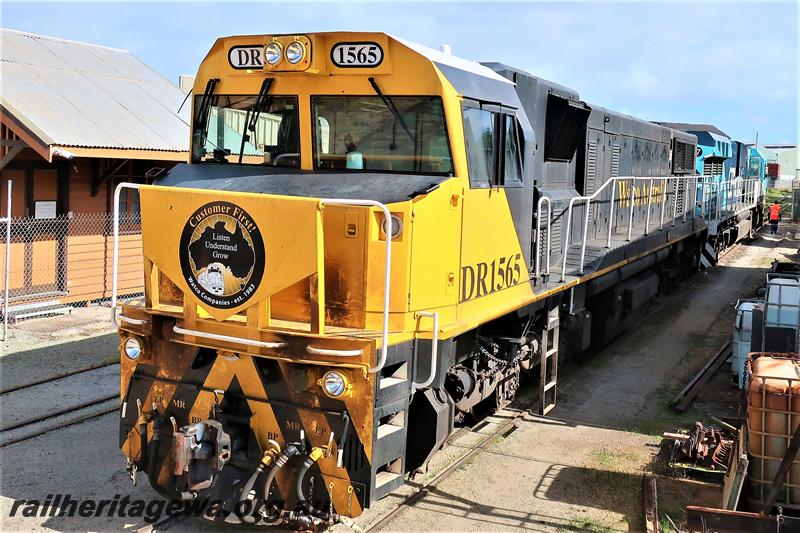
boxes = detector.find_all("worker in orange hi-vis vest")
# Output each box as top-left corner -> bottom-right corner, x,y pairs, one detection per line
769,200 -> 782,234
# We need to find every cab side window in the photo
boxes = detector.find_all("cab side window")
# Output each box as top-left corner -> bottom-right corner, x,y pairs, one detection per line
463,107 -> 496,188
463,103 -> 524,189
503,114 -> 523,186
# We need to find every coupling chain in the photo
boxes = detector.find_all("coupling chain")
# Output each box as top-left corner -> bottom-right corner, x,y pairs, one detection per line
477,342 -> 525,379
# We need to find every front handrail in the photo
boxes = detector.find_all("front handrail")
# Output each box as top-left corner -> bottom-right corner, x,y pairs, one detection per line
112,182 -> 141,328
319,198 -> 392,374
1,180 -> 11,342
111,183 -> 393,375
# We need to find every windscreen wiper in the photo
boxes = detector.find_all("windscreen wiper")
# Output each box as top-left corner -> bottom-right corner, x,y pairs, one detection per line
238,78 -> 274,164
195,78 -> 219,131
368,77 -> 416,144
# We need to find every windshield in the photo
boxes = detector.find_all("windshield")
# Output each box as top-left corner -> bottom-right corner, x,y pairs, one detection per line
192,95 -> 299,167
312,96 -> 453,175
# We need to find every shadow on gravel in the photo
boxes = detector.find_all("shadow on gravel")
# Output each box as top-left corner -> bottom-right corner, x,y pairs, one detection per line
0,334 -> 118,391
394,467 -> 641,531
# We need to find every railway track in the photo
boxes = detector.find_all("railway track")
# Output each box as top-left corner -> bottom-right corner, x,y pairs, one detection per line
0,363 -> 120,447
364,405 -> 532,532
0,360 -> 117,395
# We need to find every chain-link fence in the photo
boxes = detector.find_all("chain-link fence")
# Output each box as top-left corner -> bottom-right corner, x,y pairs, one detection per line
0,212 -> 143,323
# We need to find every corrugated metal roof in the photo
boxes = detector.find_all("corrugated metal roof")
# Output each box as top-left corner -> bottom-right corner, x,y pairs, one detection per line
0,28 -> 190,153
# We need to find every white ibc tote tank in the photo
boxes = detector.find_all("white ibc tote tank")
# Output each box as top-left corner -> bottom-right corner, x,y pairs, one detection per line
733,300 -> 758,389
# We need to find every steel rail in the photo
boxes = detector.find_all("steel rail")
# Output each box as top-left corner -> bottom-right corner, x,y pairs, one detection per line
365,407 -> 530,532
173,325 -> 288,350
0,361 -> 118,395
0,393 -> 119,433
534,196 -> 551,278
0,398 -> 118,448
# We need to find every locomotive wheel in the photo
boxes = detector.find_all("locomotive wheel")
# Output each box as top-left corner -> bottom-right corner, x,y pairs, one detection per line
494,369 -> 520,410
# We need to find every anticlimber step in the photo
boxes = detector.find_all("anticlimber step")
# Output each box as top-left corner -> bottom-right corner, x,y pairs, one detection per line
379,377 -> 406,390
374,471 -> 402,488
376,424 -> 404,440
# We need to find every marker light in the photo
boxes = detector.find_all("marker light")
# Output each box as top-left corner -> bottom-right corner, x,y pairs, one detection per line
382,214 -> 403,238
124,337 -> 142,360
265,42 -> 283,65
286,41 -> 306,64
321,371 -> 347,398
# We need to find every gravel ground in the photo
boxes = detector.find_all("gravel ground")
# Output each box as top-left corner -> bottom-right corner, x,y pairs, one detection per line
0,228 -> 796,532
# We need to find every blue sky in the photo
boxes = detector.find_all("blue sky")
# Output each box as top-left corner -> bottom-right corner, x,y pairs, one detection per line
2,1 -> 797,143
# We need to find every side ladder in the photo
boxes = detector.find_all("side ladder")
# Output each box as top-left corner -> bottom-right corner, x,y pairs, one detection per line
539,304 -> 559,415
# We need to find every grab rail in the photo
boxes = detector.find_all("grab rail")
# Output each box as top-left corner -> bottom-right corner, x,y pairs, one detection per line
534,197 -> 551,278
538,174 -> 759,283
412,311 -> 439,391
173,325 -> 288,349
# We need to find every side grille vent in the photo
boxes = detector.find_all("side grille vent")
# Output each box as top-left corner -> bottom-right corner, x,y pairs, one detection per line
611,143 -> 620,177
585,142 -> 598,195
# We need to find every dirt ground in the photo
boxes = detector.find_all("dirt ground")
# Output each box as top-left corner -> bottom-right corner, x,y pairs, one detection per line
0,227 -> 797,532
0,305 -> 118,390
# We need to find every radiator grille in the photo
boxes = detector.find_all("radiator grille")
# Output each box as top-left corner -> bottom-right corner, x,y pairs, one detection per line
673,141 -> 695,174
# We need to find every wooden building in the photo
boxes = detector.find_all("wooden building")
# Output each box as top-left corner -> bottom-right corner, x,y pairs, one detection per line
0,28 -> 189,318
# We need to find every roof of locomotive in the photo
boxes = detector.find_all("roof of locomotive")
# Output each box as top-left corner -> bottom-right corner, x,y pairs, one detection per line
202,32 -> 521,107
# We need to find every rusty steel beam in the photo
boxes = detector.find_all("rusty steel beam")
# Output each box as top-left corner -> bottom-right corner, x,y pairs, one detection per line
643,475 -> 659,533
673,340 -> 732,412
686,506 -> 782,533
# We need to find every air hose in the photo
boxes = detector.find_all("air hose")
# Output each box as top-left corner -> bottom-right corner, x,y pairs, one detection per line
262,444 -> 301,516
237,442 -> 280,524
137,416 -> 148,469
295,447 -> 330,521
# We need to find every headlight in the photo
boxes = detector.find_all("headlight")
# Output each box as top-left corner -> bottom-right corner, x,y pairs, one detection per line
321,371 -> 347,398
265,42 -> 282,65
286,41 -> 306,64
124,337 -> 142,360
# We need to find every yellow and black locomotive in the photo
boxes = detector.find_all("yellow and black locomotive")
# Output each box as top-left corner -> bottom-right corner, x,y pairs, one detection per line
116,32 -> 751,526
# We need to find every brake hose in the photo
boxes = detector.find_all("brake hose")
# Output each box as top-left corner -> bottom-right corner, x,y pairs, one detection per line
237,443 -> 280,524
262,444 -> 301,516
295,447 -> 330,520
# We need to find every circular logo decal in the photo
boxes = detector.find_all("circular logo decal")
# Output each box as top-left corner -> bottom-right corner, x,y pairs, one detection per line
179,201 -> 265,309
